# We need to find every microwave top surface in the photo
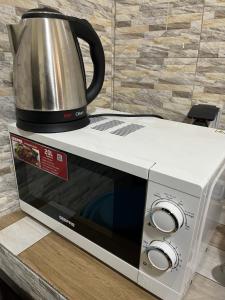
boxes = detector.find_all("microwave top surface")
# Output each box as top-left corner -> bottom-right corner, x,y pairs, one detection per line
8,108 -> 225,189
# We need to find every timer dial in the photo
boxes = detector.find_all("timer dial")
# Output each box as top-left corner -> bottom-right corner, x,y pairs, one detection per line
149,201 -> 184,233
147,240 -> 178,271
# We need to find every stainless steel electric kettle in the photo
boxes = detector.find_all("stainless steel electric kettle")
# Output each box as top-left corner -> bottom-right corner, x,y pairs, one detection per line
7,7 -> 105,132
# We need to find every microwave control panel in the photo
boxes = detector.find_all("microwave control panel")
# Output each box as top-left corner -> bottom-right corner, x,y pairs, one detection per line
138,181 -> 201,292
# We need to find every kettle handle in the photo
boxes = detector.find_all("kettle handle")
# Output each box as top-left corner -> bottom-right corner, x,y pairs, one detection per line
68,17 -> 105,104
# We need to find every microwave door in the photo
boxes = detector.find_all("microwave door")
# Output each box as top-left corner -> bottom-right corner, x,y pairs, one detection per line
14,148 -> 147,268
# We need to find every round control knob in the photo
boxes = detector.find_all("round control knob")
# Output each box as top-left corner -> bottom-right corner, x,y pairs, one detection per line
147,241 -> 178,271
150,201 -> 184,233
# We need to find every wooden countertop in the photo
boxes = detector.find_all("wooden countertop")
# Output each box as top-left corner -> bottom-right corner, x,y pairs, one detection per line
0,210 -> 225,300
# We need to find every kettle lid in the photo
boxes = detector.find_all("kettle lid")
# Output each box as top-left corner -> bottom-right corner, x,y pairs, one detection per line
22,7 -> 65,19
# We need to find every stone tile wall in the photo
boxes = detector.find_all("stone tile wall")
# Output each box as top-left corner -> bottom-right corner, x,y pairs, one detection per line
114,0 -> 225,124
0,0 -> 114,215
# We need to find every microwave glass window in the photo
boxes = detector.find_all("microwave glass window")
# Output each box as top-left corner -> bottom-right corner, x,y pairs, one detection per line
14,148 -> 147,268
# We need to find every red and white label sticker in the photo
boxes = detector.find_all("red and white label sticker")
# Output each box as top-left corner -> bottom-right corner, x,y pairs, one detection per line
10,133 -> 68,181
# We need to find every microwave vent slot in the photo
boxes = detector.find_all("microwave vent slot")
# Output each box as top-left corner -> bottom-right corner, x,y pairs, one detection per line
111,124 -> 144,136
92,120 -> 124,131
89,116 -> 107,124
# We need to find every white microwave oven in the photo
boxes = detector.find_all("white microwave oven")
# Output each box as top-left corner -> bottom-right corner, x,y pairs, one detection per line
9,108 -> 225,300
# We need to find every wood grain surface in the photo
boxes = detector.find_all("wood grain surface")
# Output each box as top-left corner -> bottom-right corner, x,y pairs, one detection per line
210,224 -> 225,252
1,210 -> 225,300
19,232 -> 157,300
0,210 -> 25,230
184,274 -> 225,300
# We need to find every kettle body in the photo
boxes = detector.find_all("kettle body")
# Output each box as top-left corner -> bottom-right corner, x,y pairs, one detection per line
7,8 -> 105,133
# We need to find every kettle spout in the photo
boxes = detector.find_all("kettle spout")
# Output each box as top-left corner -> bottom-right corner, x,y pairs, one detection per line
7,22 -> 25,56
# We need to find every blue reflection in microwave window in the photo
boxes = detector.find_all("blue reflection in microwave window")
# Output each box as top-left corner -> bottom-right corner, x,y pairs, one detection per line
80,193 -> 113,230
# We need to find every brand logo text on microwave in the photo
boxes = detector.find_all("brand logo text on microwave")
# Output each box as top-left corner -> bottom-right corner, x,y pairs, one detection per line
59,216 -> 75,228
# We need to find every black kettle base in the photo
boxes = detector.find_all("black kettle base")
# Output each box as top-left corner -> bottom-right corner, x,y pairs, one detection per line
16,116 -> 90,133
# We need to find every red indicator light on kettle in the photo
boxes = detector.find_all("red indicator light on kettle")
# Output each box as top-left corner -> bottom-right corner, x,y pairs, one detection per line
64,112 -> 72,119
